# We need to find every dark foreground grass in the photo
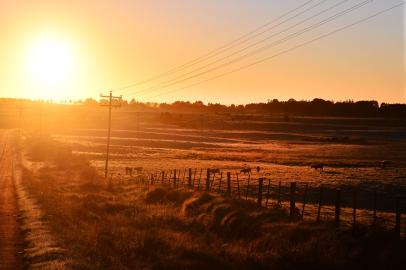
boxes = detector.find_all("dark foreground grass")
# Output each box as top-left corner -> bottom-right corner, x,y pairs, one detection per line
19,134 -> 406,270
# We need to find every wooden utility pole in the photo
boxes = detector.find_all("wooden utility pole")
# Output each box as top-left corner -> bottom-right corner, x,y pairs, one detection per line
200,114 -> 204,138
39,103 -> 43,135
18,106 -> 23,135
136,111 -> 140,135
100,91 -> 122,178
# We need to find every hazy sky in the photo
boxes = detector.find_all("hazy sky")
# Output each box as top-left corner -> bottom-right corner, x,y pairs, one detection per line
0,0 -> 404,104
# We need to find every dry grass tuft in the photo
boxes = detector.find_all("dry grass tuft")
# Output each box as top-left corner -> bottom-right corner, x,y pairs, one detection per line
146,187 -> 194,206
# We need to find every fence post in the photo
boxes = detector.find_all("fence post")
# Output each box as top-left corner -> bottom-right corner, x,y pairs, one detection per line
182,169 -> 187,187
301,183 -> 308,220
218,172 -> 223,193
236,173 -> 241,198
395,197 -> 401,238
147,175 -> 150,191
373,189 -> 377,226
210,173 -> 215,191
173,169 -> 177,188
168,170 -> 172,185
192,168 -> 197,188
317,186 -> 323,223
206,169 -> 210,191
290,182 -> 296,219
198,169 -> 202,190
245,174 -> 251,200
188,168 -> 192,188
278,181 -> 282,205
257,178 -> 264,207
335,188 -> 341,227
265,179 -> 271,208
226,172 -> 231,196
161,171 -> 165,185
353,188 -> 357,228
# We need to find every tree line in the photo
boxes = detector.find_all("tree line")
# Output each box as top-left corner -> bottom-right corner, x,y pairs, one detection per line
122,98 -> 406,118
1,97 -> 406,118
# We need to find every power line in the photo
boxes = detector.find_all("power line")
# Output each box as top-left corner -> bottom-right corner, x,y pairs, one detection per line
100,91 -> 122,178
129,0 -> 350,97
145,2 -> 405,100
128,0 -> 372,98
115,0 -> 316,91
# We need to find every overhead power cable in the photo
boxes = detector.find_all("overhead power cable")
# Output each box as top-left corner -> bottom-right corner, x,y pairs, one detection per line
115,0 -> 316,91
127,0 -> 372,97
144,2 -> 405,100
128,0 -> 351,96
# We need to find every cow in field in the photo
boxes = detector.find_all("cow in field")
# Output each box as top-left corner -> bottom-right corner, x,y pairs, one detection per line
379,160 -> 391,169
310,163 -> 324,171
134,167 -> 143,173
125,167 -> 133,175
209,168 -> 220,174
240,168 -> 252,174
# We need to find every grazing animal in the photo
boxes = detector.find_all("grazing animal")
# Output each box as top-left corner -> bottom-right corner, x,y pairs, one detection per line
311,163 -> 324,171
125,167 -> 133,175
379,160 -> 391,169
240,168 -> 251,174
209,168 -> 220,174
134,167 -> 143,173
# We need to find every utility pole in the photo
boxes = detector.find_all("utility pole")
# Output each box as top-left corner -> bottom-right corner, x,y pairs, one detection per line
200,114 -> 204,138
38,103 -> 42,135
136,111 -> 140,135
18,106 -> 23,135
100,91 -> 122,178
199,103 -> 205,139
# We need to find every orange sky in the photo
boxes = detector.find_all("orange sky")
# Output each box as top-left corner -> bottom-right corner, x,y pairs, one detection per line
0,0 -> 404,104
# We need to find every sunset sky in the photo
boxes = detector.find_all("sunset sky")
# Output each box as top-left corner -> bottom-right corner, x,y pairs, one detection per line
0,0 -> 404,104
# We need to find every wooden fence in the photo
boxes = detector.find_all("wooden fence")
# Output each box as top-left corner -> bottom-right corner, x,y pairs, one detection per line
116,168 -> 405,238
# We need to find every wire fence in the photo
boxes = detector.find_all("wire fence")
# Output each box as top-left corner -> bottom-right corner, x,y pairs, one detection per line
113,167 -> 405,238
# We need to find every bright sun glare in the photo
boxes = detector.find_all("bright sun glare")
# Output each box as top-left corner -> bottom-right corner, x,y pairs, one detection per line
26,37 -> 74,92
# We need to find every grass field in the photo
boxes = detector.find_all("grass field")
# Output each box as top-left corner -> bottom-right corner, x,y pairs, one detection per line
16,132 -> 406,269
5,108 -> 406,269
51,112 -> 406,191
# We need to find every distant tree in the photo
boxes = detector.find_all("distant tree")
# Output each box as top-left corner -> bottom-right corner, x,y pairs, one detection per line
83,98 -> 99,106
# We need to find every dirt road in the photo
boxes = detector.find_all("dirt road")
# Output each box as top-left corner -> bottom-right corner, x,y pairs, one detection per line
0,130 -> 24,269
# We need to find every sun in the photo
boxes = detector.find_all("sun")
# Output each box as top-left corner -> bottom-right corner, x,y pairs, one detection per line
26,36 -> 74,92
